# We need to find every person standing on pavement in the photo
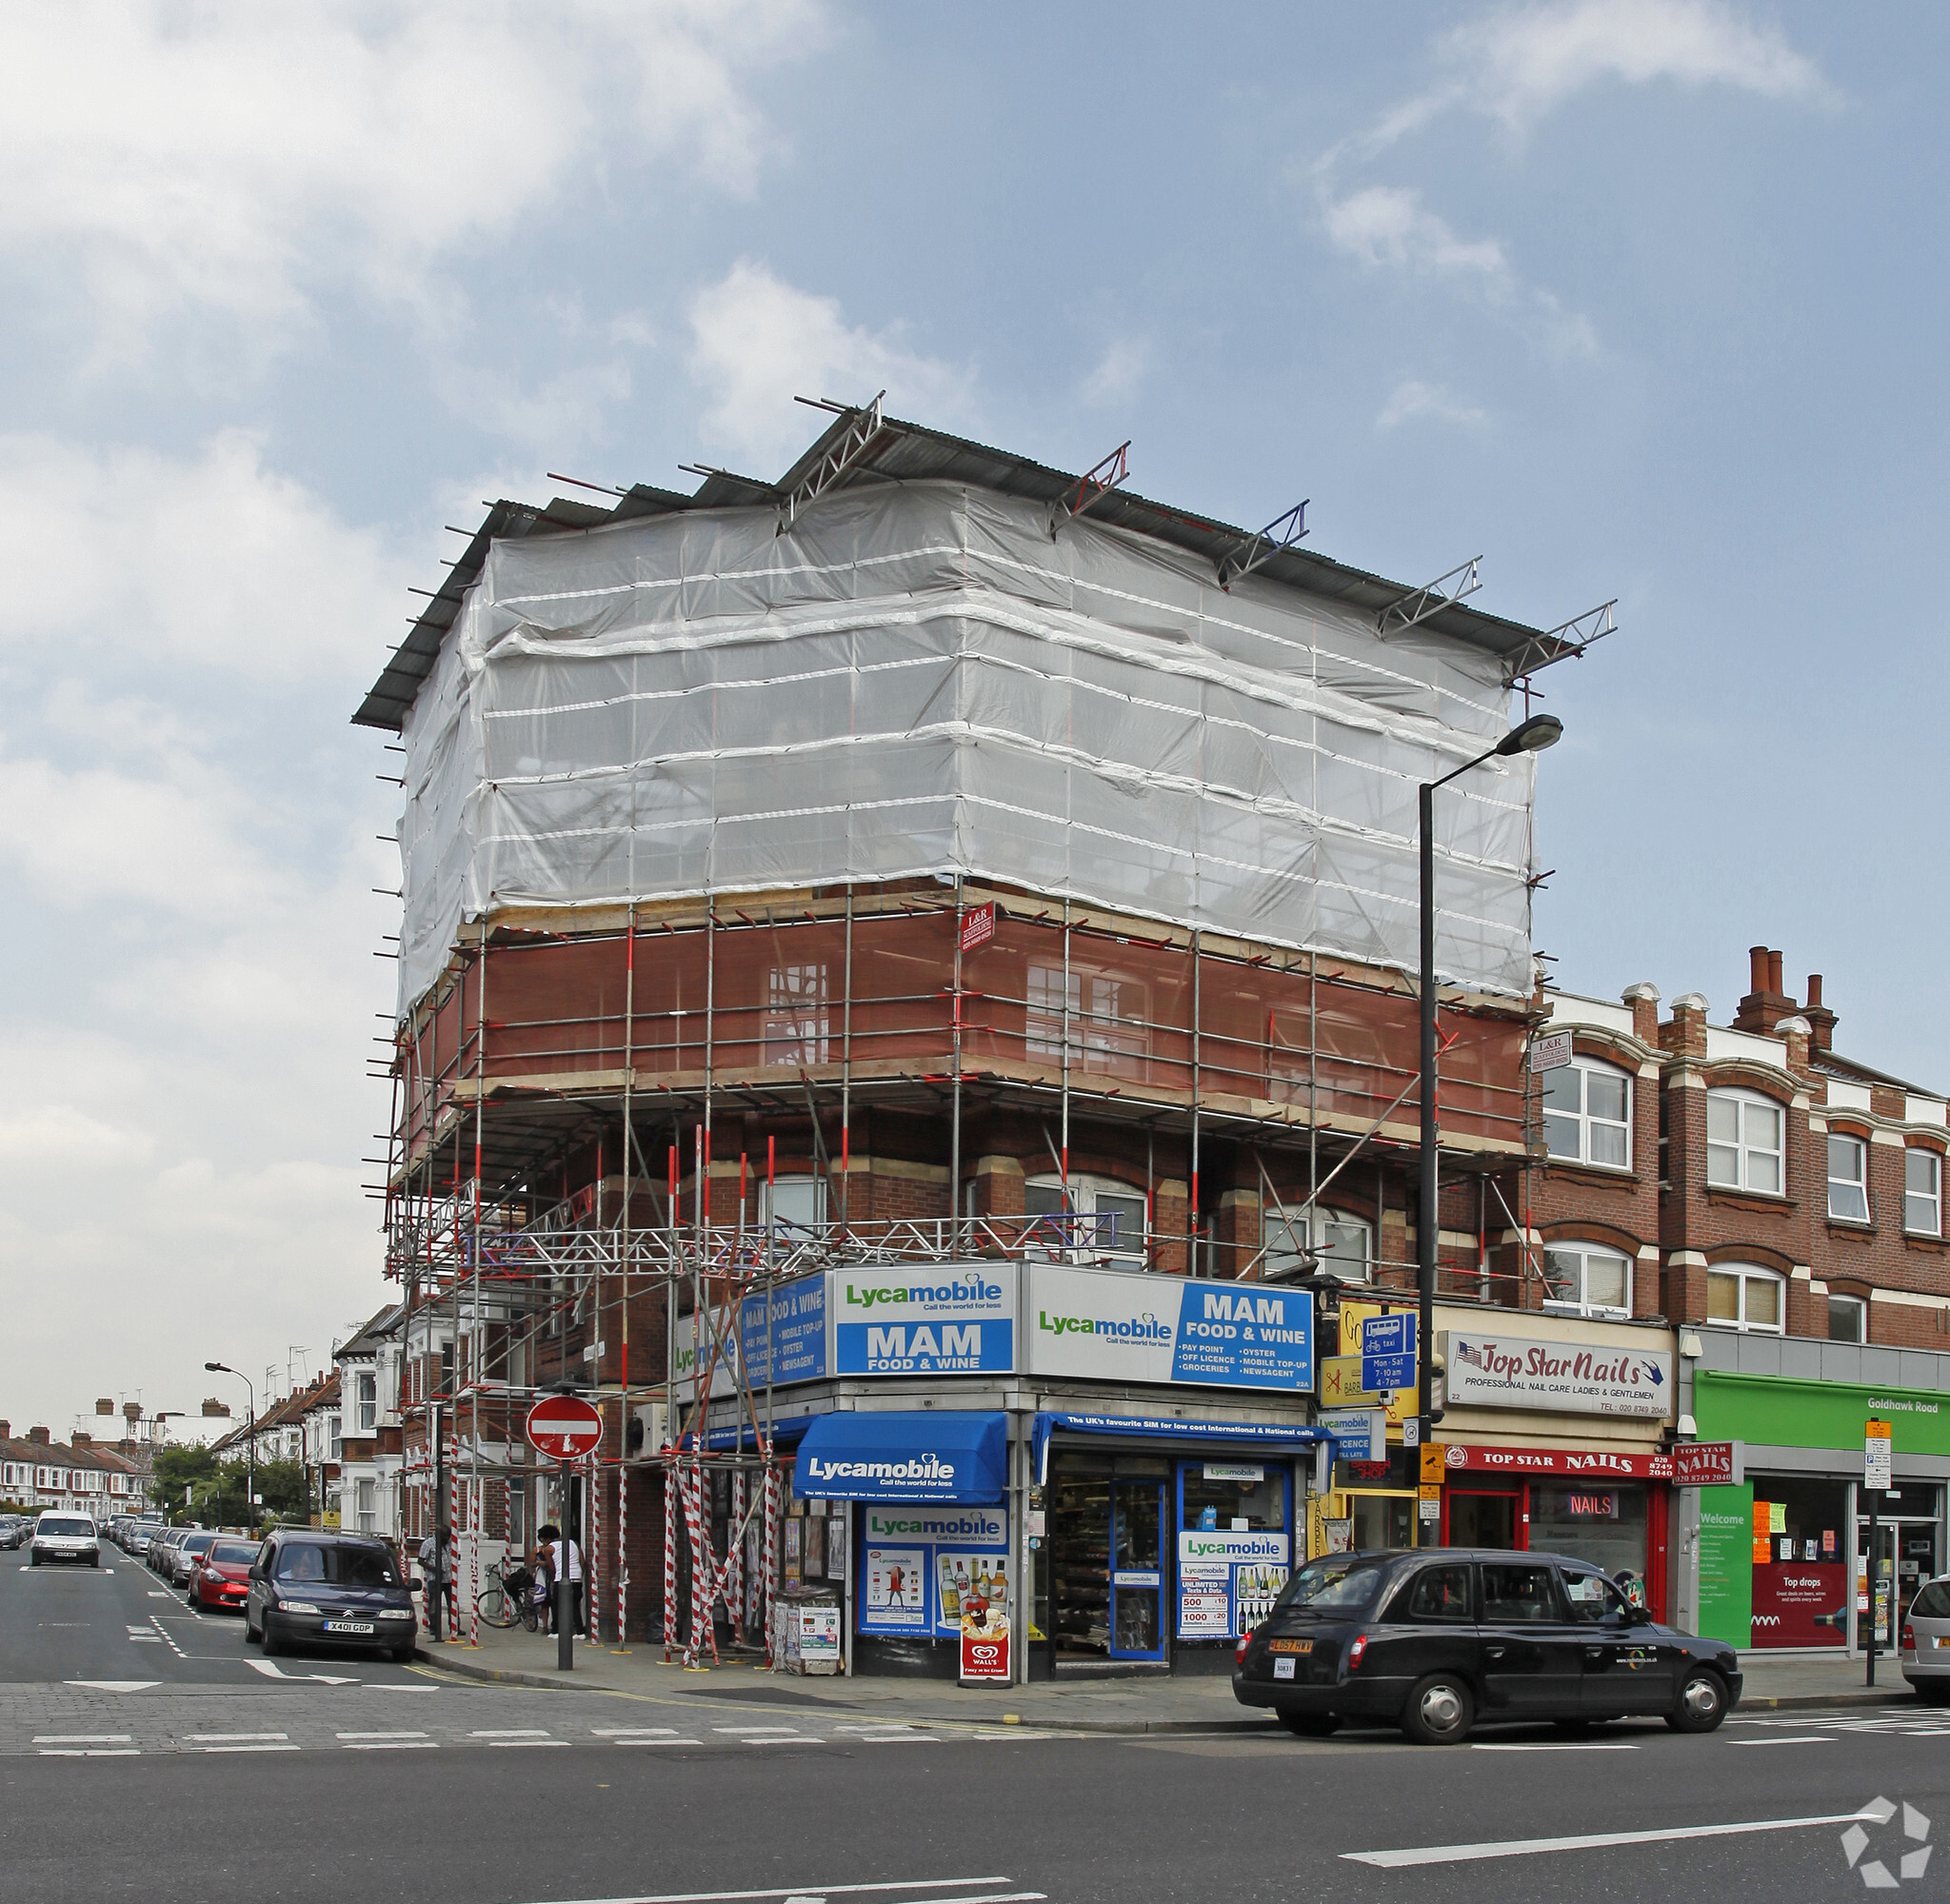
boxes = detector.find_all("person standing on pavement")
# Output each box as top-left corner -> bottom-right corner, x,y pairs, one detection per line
417,1527 -> 458,1636
538,1522 -> 586,1636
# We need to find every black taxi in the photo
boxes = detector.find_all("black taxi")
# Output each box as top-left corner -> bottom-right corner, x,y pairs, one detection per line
1233,1547 -> 1742,1744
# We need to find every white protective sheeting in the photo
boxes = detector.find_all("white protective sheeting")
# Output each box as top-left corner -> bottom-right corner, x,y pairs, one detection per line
395,484 -> 1538,1014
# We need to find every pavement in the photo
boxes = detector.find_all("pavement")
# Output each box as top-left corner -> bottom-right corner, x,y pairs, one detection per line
418,1612 -> 1928,1728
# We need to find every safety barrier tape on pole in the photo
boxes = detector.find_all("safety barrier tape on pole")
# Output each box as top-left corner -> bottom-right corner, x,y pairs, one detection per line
448,1438 -> 462,1645
468,1466 -> 481,1648
663,1450 -> 679,1658
587,1453 -> 602,1643
727,1469 -> 746,1642
763,1458 -> 780,1665
617,1457 -> 628,1647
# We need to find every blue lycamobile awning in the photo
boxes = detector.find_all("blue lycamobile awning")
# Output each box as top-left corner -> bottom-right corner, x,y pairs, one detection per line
793,1412 -> 1007,1504
1031,1411 -> 1325,1484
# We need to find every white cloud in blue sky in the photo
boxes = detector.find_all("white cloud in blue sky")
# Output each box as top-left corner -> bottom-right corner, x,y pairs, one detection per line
0,0 -> 1938,1427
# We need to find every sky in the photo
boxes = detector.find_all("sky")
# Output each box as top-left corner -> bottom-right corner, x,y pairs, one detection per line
0,0 -> 1943,1438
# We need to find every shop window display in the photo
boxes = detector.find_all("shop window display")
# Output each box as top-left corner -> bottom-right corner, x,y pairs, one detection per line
1530,1481 -> 1649,1601
1749,1477 -> 1850,1648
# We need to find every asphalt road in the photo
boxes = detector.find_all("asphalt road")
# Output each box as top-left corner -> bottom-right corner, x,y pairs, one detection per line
7,1548 -> 1948,1904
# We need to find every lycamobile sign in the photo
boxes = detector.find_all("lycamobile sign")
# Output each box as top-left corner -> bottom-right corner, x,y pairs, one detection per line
805,1453 -> 956,1487
833,1268 -> 1015,1376
1027,1266 -> 1313,1391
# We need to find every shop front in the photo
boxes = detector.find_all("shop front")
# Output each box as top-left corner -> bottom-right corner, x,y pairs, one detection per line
1427,1304 -> 1678,1616
1688,1364 -> 1950,1655
703,1257 -> 1321,1680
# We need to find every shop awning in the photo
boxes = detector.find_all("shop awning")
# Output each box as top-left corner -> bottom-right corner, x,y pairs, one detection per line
1031,1410 -> 1324,1484
698,1415 -> 816,1454
793,1412 -> 1008,1504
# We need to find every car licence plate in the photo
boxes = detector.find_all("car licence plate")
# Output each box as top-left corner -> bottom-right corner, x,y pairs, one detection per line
324,1620 -> 375,1635
1274,1657 -> 1296,1679
1935,1636 -> 1949,1650
1268,1638 -> 1313,1655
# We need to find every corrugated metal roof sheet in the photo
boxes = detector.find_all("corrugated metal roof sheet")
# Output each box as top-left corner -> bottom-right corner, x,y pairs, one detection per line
354,410 -> 1569,732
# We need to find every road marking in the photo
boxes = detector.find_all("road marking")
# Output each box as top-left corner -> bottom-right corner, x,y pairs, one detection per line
189,1734 -> 289,1743
34,1735 -> 132,1744
336,1732 -> 428,1740
39,1748 -> 141,1757
715,1727 -> 807,1735
199,1743 -> 301,1753
488,1739 -> 570,1748
1727,1736 -> 1832,1747
592,1728 -> 682,1737
1469,1742 -> 1639,1753
64,1680 -> 159,1692
854,1735 -> 942,1743
471,1730 -> 552,1738
1343,1807 -> 1881,1869
744,1736 -> 825,1745
507,1886 -> 1022,1904
148,1592 -> 169,1597
342,1741 -> 439,1750
615,1737 -> 704,1746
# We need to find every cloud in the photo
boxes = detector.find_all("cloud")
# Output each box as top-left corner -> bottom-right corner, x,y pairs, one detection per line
1079,337 -> 1151,407
1328,0 -> 1828,171
1323,187 -> 1507,279
0,0 -> 825,363
1378,380 -> 1489,429
686,260 -> 978,472
0,430 -> 410,682
1321,186 -> 1597,359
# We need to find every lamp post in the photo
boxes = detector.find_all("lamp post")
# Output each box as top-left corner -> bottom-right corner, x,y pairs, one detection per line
1417,714 -> 1563,1472
205,1363 -> 255,1534
149,1413 -> 185,1520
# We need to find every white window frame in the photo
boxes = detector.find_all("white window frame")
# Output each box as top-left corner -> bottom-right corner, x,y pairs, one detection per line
1827,1294 -> 1867,1344
1705,1262 -> 1785,1335
355,1371 -> 377,1435
1542,1057 -> 1634,1170
1706,1088 -> 1786,1197
1262,1207 -> 1373,1283
1826,1132 -> 1869,1224
763,962 -> 830,1066
761,1174 -> 826,1235
1906,1148 -> 1943,1238
1023,1172 -> 1148,1263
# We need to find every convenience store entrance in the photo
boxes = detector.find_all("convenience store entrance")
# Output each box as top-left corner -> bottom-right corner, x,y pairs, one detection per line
1048,1458 -> 1169,1663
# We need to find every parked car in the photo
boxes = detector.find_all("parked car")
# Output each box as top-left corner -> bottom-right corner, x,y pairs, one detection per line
1233,1547 -> 1742,1745
0,1516 -> 28,1550
150,1528 -> 190,1574
30,1513 -> 101,1568
1902,1575 -> 1950,1703
189,1537 -> 261,1613
167,1531 -> 220,1588
245,1530 -> 418,1663
124,1519 -> 164,1555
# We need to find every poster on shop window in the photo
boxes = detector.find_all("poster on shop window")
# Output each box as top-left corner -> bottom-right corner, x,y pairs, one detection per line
854,1504 -> 1009,1637
1175,1526 -> 1290,1639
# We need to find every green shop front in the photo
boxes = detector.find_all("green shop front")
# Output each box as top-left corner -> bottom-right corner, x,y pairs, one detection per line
1685,1362 -> 1950,1655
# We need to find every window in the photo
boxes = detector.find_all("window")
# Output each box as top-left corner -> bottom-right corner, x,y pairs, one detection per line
1024,1174 -> 1147,1262
1827,1134 -> 1869,1223
763,963 -> 829,1066
1026,965 -> 1149,1073
1401,1564 -> 1473,1623
356,1479 -> 376,1533
355,1371 -> 377,1435
1479,1562 -> 1563,1623
1560,1568 -> 1632,1623
328,1415 -> 342,1461
1542,1059 -> 1632,1168
761,1175 -> 826,1234
1828,1295 -> 1866,1344
1706,1263 -> 1784,1334
1706,1089 -> 1784,1195
1542,1244 -> 1632,1319
1907,1149 -> 1942,1237
1263,1207 -> 1372,1283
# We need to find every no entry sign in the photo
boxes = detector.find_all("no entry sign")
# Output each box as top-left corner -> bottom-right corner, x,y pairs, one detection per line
527,1394 -> 603,1460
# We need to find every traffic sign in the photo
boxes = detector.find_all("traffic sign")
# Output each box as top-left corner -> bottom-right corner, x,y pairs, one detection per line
1865,1418 -> 1893,1492
527,1394 -> 603,1460
1361,1312 -> 1417,1395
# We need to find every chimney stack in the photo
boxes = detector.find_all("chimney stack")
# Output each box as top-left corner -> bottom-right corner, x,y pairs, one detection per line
95,1398 -> 113,1415
28,1426 -> 50,1445
71,1431 -> 91,1448
0,1420 -> 10,1439
1803,972 -> 1839,1053
1734,944 -> 1798,1035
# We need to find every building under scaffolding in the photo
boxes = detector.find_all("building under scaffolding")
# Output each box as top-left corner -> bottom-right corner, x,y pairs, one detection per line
355,406 -> 1601,1676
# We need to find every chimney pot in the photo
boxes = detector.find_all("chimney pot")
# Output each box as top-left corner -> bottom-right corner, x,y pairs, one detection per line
1808,973 -> 1824,1008
1749,945 -> 1769,992
1767,948 -> 1784,994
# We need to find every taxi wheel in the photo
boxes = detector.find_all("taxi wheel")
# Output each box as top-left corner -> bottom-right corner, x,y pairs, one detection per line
1403,1674 -> 1474,1746
1666,1669 -> 1727,1734
1281,1712 -> 1342,1738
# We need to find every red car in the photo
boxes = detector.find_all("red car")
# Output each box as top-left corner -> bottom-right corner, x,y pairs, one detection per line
191,1537 -> 262,1612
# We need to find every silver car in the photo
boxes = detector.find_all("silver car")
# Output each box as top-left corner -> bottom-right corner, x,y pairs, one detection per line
30,1513 -> 100,1567
1903,1575 -> 1950,1703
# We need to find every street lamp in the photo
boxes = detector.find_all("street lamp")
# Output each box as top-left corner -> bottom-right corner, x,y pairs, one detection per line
1417,714 -> 1562,1471
205,1362 -> 256,1533
149,1413 -> 185,1519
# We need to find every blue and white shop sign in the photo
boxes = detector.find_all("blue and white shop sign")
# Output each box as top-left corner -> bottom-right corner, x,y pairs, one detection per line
831,1266 -> 1017,1376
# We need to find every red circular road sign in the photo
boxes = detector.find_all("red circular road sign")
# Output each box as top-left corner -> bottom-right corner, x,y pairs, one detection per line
526,1395 -> 603,1460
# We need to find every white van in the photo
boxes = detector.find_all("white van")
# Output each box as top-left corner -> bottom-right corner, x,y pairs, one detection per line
30,1513 -> 100,1567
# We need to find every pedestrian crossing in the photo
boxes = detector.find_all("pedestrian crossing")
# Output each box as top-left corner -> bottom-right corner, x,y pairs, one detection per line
24,1716 -> 1081,1757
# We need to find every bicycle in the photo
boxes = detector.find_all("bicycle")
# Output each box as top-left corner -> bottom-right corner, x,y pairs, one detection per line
474,1556 -> 541,1631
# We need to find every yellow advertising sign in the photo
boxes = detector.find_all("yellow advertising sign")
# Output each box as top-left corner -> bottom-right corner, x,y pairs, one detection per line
1319,1357 -> 1411,1426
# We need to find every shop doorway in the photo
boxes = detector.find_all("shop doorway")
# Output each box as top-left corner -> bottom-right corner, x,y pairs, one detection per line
1448,1489 -> 1519,1550
1047,1457 -> 1171,1665
1856,1490 -> 1940,1650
